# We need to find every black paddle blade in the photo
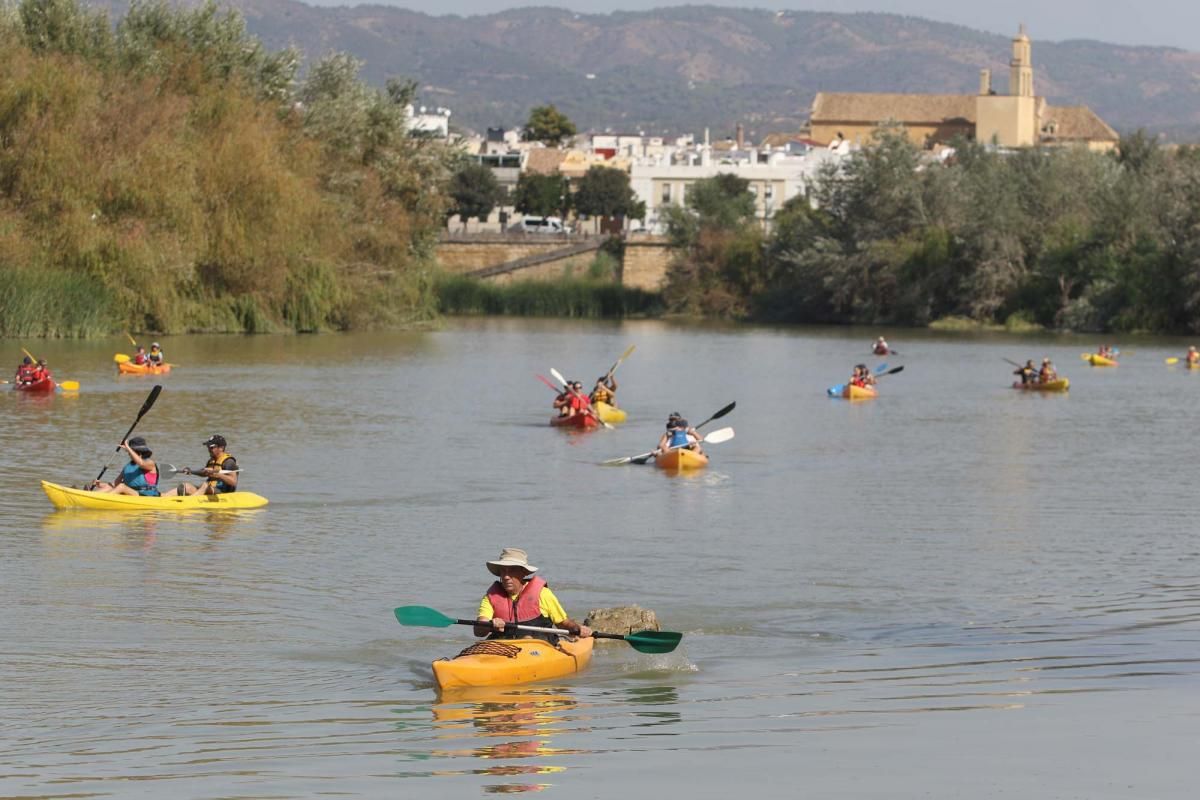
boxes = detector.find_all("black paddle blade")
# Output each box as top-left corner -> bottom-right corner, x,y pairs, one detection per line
624,630 -> 683,654
394,605 -> 457,628
139,384 -> 164,417
710,401 -> 735,420
886,366 -> 904,375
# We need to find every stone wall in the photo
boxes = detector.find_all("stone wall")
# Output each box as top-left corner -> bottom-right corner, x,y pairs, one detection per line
621,234 -> 673,292
434,232 -> 673,290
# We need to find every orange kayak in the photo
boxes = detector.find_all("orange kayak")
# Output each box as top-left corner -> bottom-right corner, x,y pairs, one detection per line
842,384 -> 877,400
118,361 -> 171,375
655,447 -> 709,471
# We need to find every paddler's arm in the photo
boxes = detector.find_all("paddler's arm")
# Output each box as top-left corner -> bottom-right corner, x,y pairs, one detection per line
475,597 -> 497,637
540,588 -> 592,638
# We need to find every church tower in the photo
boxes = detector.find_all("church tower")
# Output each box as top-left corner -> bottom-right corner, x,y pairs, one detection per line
1009,24 -> 1033,97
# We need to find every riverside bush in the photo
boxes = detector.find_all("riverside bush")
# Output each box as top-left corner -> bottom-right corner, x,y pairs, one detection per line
0,0 -> 450,337
436,274 -> 663,318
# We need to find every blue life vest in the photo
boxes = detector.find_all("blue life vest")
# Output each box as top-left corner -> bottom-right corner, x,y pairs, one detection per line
121,461 -> 160,496
668,428 -> 691,448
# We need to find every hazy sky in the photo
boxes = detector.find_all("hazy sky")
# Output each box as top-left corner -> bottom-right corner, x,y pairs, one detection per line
303,1 -> 1199,51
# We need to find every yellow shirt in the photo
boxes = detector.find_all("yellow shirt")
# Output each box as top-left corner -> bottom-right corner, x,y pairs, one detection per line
478,585 -> 568,625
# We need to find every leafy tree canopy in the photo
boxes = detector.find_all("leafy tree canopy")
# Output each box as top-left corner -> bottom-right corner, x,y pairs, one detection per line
574,165 -> 642,220
513,172 -> 570,218
448,162 -> 503,223
522,104 -> 576,147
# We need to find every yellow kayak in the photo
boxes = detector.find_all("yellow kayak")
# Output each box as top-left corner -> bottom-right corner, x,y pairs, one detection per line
1086,354 -> 1117,367
655,447 -> 709,471
1012,378 -> 1070,392
594,401 -> 627,424
842,384 -> 877,400
433,636 -> 593,690
41,480 -> 269,510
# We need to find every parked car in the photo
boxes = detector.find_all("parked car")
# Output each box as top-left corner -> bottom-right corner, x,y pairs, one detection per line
517,216 -> 570,234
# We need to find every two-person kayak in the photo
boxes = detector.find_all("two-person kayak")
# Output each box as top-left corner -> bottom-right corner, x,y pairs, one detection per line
1012,378 -> 1070,392
13,376 -> 56,393
117,360 -> 172,375
41,481 -> 268,510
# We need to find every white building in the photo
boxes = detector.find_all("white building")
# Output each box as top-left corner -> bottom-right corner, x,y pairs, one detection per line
404,105 -> 452,138
629,138 -> 852,232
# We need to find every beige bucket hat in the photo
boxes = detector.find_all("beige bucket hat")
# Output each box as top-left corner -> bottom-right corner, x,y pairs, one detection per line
487,548 -> 538,577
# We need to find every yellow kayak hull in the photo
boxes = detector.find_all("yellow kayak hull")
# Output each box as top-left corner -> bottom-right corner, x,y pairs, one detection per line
655,447 -> 709,471
594,401 -> 627,424
116,360 -> 172,375
433,637 -> 593,690
1086,354 -> 1117,367
41,480 -> 268,510
842,384 -> 877,400
1012,378 -> 1070,392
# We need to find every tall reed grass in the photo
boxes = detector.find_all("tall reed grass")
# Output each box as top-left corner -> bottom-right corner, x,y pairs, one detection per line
0,268 -> 114,338
436,274 -> 663,318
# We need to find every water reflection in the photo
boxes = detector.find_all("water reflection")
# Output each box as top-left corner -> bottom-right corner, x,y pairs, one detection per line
421,687 -> 583,793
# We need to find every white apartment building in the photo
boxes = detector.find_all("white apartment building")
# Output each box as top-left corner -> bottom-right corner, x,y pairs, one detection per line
630,140 -> 852,233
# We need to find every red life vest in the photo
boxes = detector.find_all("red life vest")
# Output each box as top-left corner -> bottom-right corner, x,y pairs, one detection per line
485,576 -> 557,641
17,366 -> 36,382
569,393 -> 590,411
133,353 -> 147,365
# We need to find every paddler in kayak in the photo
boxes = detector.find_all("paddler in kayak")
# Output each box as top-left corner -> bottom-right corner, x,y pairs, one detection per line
474,548 -> 592,643
656,412 -> 703,456
1014,359 -> 1036,384
32,359 -> 50,383
14,356 -> 35,385
86,437 -> 160,496
1038,357 -> 1058,383
148,342 -> 165,366
849,364 -> 875,389
590,373 -> 619,408
1187,346 -> 1199,367
162,434 -> 239,496
132,345 -> 148,366
873,336 -> 890,356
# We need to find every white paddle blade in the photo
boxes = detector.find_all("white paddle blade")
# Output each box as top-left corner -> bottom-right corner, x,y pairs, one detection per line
704,427 -> 735,445
549,368 -> 568,387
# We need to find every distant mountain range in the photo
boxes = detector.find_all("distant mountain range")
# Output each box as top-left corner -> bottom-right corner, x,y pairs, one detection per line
90,1 -> 1200,141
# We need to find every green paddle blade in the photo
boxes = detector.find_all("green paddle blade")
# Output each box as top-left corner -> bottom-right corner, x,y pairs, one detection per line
624,630 -> 683,654
394,605 -> 456,627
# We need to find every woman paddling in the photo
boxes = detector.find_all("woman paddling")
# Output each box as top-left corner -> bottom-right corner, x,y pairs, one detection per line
87,437 -> 159,496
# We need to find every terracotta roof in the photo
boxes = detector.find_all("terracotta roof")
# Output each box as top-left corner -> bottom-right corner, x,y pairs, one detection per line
524,148 -> 567,175
1041,105 -> 1119,142
811,92 -> 977,124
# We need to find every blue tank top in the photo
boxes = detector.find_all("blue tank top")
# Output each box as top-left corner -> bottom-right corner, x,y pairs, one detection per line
668,429 -> 691,448
120,461 -> 159,496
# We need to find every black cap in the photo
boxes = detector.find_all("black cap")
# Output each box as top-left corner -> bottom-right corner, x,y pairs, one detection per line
127,436 -> 151,455
22,356 -> 31,364
203,434 -> 226,448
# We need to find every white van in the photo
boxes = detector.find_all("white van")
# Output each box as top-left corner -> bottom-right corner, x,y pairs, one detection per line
517,216 -> 570,234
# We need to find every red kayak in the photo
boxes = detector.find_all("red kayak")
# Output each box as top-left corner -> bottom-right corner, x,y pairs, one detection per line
13,376 -> 56,393
550,412 -> 598,429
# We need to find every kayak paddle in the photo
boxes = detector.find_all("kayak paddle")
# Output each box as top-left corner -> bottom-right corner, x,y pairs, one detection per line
124,331 -> 138,347
604,344 -> 636,379
550,367 -> 613,429
94,384 -> 163,483
159,464 -> 241,478
394,605 -> 683,654
1166,357 -> 1181,365
876,365 -> 904,378
114,353 -> 131,364
616,426 -> 734,466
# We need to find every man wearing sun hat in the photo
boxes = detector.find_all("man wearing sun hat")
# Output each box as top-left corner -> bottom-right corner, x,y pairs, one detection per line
474,548 -> 592,643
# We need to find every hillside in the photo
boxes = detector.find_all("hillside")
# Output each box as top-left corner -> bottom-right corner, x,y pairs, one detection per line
89,2 -> 1200,140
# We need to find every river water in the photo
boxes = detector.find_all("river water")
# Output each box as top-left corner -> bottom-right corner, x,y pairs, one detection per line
2,319 -> 1197,798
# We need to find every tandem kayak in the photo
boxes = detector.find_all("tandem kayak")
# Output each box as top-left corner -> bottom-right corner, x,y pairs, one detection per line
655,447 -> 709,471
41,481 -> 268,510
594,401 -> 627,424
13,376 -> 56,393
550,412 -> 598,429
117,360 -> 172,375
1086,354 -> 1117,367
842,384 -> 877,400
432,636 -> 594,691
1012,378 -> 1070,392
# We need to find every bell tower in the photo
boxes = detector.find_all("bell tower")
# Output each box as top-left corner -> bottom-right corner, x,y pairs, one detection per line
1010,23 -> 1033,98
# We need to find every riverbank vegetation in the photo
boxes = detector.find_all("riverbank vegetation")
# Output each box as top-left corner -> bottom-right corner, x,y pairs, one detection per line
666,127 -> 1200,333
0,0 -> 453,336
436,273 -> 663,318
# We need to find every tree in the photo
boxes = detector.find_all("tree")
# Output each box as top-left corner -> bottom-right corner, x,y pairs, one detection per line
686,173 -> 756,231
522,104 -> 576,147
513,172 -> 570,218
574,166 -> 641,222
447,162 -> 503,227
